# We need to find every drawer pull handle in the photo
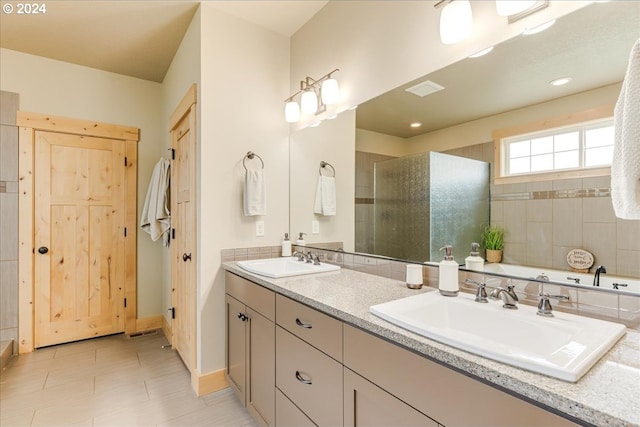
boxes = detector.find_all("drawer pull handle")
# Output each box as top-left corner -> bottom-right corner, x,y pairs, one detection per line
295,370 -> 312,385
295,318 -> 312,329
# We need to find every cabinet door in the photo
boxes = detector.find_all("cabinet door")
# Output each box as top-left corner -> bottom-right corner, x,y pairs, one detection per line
247,307 -> 275,427
225,294 -> 246,405
344,368 -> 439,427
276,386 -> 316,427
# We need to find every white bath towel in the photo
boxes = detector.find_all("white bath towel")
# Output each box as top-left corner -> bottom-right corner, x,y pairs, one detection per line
314,175 -> 336,216
612,38 -> 640,220
140,158 -> 171,246
244,169 -> 266,216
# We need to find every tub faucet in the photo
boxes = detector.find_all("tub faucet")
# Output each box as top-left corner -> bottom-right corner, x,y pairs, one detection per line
489,284 -> 519,309
592,265 -> 607,287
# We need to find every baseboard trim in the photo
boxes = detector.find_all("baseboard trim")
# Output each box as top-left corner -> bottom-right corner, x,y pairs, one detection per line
135,316 -> 163,333
191,368 -> 228,396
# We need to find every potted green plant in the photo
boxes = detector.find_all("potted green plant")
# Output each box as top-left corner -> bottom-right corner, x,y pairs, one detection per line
481,225 -> 505,263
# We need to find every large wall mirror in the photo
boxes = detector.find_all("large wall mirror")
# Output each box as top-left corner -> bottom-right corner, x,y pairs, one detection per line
290,1 -> 640,282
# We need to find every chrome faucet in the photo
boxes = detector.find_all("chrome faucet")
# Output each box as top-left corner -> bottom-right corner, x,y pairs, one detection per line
592,265 -> 607,287
489,284 -> 519,309
464,279 -> 488,303
537,293 -> 570,317
292,250 -> 306,262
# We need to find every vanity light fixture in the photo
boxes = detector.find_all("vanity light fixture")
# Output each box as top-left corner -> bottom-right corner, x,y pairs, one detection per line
550,77 -> 572,87
522,19 -> 555,35
284,68 -> 340,123
495,1 -> 536,17
435,0 -> 473,45
469,46 -> 494,58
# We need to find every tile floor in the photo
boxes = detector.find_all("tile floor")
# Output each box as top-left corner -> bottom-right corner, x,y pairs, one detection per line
0,331 -> 259,427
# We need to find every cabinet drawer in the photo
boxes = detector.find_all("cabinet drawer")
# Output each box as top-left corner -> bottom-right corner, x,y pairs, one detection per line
225,272 -> 275,321
276,326 -> 343,427
343,325 -> 577,427
276,294 -> 342,361
276,388 -> 315,427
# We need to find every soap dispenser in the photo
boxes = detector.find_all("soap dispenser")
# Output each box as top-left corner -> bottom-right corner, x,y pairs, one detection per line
439,245 -> 459,297
295,232 -> 306,246
465,242 -> 484,271
282,233 -> 292,257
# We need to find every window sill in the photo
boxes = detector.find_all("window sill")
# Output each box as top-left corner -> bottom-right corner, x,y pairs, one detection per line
494,166 -> 611,185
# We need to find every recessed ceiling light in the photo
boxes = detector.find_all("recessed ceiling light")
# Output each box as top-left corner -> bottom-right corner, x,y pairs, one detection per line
410,122 -> 422,128
469,46 -> 494,58
550,77 -> 572,87
522,19 -> 555,35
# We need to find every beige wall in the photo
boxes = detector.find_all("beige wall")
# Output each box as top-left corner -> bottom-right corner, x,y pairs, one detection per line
0,47 -> 164,318
160,6 -> 202,331
290,110 -> 356,251
198,4 -> 290,373
356,128 -> 407,157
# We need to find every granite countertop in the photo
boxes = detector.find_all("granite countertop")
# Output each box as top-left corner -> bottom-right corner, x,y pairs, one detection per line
223,263 -> 640,427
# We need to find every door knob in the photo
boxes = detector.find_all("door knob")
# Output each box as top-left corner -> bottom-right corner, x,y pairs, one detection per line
38,247 -> 49,254
182,253 -> 191,262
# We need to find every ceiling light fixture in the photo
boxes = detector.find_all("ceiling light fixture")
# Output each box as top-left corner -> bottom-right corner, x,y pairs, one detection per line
549,77 -> 572,87
284,69 -> 340,123
410,122 -> 423,128
469,46 -> 494,58
522,19 -> 555,35
435,0 -> 473,45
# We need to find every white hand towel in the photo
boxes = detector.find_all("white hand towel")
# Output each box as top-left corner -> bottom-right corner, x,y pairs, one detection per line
244,169 -> 266,216
140,158 -> 171,246
612,38 -> 640,220
314,175 -> 336,216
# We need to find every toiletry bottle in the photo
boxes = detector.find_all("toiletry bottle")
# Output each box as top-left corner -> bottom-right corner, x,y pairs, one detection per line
465,242 -> 484,271
282,233 -> 292,257
439,245 -> 459,297
295,232 -> 306,246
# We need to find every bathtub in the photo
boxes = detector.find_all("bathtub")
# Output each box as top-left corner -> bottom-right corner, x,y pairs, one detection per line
482,263 -> 640,296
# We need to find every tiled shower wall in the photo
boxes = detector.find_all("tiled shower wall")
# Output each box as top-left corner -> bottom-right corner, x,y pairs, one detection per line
0,91 -> 19,351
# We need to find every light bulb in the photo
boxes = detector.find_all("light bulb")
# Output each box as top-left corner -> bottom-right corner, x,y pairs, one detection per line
284,101 -> 300,123
321,78 -> 340,105
440,0 -> 473,45
301,90 -> 318,114
495,0 -> 536,17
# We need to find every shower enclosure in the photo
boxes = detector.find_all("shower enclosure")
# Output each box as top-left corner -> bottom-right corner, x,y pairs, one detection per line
374,151 -> 490,264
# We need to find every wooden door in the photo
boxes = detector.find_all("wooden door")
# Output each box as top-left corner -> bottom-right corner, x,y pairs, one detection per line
34,131 -> 126,347
170,85 -> 197,370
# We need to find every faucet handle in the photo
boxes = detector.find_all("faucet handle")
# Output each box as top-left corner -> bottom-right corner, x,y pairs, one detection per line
537,293 -> 570,317
464,279 -> 488,303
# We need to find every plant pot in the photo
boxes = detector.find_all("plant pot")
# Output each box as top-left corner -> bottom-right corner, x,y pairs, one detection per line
486,249 -> 503,263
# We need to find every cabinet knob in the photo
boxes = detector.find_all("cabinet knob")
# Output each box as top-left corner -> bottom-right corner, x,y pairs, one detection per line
295,318 -> 313,329
295,370 -> 312,385
237,313 -> 247,322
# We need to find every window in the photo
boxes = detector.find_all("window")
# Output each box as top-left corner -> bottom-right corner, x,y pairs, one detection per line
502,118 -> 613,177
502,119 -> 614,177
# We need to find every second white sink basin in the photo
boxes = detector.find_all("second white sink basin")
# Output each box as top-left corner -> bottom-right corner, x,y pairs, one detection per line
237,257 -> 340,278
370,291 -> 626,382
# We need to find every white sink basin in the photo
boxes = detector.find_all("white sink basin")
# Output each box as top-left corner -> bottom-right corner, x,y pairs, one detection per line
237,257 -> 340,278
370,291 -> 626,382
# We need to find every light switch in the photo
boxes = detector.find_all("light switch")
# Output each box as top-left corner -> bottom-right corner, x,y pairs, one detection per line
312,220 -> 320,234
256,220 -> 265,237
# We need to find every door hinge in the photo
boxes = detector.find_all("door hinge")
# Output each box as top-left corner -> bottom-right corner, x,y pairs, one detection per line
124,298 -> 127,308
124,227 -> 127,237
125,156 -> 128,166
171,148 -> 175,160
172,228 -> 175,240
170,307 -> 175,319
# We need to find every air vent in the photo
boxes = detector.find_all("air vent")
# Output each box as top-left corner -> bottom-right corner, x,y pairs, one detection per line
404,80 -> 445,97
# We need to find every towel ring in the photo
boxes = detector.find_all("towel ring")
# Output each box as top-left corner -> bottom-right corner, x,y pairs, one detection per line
243,151 -> 264,171
319,161 -> 335,177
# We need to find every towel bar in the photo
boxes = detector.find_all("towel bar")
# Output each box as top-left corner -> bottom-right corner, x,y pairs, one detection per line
319,161 -> 335,177
243,151 -> 264,171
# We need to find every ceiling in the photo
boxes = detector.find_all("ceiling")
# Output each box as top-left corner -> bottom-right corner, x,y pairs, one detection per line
356,1 -> 640,138
0,0 -> 328,83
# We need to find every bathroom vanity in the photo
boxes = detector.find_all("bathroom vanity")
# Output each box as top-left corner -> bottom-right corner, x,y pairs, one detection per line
223,264 -> 640,427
